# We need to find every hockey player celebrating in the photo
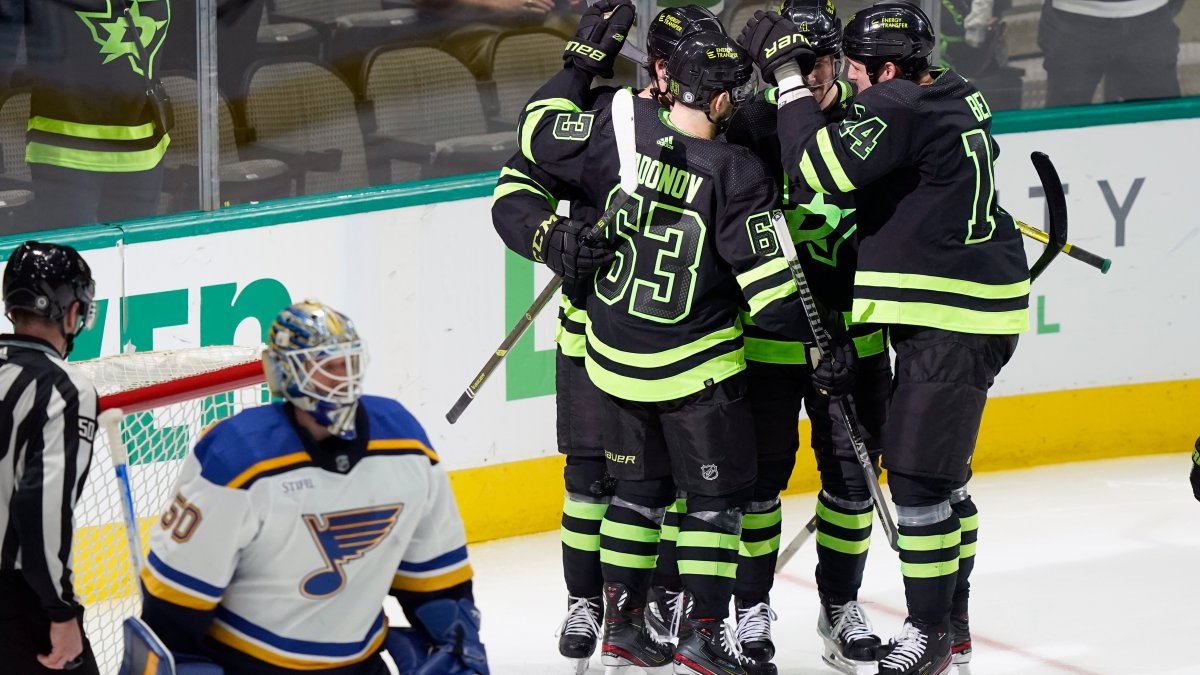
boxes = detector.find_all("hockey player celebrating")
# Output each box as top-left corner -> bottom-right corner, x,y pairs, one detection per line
513,27 -> 817,674
490,4 -> 730,672
131,301 -> 488,675
723,2 -> 891,672
742,2 -> 1028,673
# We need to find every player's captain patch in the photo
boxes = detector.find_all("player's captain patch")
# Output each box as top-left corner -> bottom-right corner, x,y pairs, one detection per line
300,504 -> 404,598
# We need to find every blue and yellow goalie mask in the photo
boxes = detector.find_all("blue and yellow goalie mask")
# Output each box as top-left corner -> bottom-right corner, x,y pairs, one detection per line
265,300 -> 368,439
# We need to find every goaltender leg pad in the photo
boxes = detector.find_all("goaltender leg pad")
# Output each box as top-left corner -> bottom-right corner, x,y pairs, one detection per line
119,617 -> 175,675
120,617 -> 224,675
384,628 -> 430,673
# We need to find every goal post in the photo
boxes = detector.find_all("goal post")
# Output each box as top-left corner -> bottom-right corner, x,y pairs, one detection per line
73,346 -> 271,674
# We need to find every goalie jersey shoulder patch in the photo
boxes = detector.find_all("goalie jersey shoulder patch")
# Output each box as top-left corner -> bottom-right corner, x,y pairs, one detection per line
141,396 -> 470,671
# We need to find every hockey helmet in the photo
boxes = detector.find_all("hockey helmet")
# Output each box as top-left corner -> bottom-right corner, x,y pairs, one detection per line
843,0 -> 935,82
265,300 -> 368,439
3,241 -> 96,336
780,0 -> 843,58
667,31 -> 756,111
647,5 -> 726,62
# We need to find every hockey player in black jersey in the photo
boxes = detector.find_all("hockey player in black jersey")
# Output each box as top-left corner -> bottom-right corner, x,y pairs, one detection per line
491,5 -> 732,672
724,2 -> 890,672
511,30 -> 815,675
743,2 -> 1029,673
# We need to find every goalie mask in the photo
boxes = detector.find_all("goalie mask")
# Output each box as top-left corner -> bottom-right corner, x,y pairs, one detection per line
265,300 -> 368,439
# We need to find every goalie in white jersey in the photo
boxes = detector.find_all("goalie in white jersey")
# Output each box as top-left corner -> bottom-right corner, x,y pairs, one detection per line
130,301 -> 489,675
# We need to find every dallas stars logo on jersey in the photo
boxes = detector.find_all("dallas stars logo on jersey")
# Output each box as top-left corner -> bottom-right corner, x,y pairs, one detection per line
76,0 -> 170,78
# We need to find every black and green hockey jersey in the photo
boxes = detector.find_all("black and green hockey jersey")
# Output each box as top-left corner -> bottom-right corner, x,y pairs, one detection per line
724,80 -> 884,364
492,66 -> 625,359
25,0 -> 171,172
778,69 -> 1030,335
503,95 -> 813,402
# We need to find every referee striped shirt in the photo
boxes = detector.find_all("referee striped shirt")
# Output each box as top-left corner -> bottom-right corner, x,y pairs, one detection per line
0,334 -> 97,621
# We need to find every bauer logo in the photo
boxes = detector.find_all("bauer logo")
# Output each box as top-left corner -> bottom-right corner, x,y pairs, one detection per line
765,34 -> 806,59
605,450 -> 636,464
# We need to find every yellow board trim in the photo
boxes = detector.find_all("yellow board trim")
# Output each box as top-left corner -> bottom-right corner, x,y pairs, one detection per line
391,563 -> 474,592
208,622 -> 387,671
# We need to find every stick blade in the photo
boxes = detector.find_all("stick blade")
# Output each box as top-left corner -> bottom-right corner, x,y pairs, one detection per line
1029,152 -> 1068,281
611,88 -> 638,195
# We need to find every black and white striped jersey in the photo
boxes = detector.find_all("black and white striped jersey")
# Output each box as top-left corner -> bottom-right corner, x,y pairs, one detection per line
0,334 -> 98,621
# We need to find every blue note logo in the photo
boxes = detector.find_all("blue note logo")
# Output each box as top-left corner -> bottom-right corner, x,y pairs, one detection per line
300,504 -> 404,598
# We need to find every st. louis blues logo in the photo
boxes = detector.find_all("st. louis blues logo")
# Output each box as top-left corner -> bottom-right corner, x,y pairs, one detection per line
300,504 -> 404,598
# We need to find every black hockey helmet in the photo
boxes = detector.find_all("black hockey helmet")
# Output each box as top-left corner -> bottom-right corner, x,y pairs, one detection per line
3,241 -> 96,332
667,31 -> 755,110
843,0 -> 935,81
780,0 -> 843,58
647,5 -> 726,62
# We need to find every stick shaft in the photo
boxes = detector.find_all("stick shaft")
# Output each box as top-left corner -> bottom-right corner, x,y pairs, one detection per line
1018,221 -> 1111,273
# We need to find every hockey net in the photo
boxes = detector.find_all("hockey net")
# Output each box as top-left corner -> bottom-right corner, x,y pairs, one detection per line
73,346 -> 271,674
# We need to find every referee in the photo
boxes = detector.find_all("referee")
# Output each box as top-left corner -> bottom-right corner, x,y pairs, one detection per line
0,241 -> 100,674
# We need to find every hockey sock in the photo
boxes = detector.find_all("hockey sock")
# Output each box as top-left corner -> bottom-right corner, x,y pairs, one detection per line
677,505 -> 742,620
733,498 -> 782,605
600,497 -> 666,606
950,490 -> 978,616
896,502 -> 960,626
814,490 -> 873,603
561,493 -> 608,597
652,496 -> 685,591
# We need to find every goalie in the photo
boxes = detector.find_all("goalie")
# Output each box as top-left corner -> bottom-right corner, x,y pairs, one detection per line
121,301 -> 489,675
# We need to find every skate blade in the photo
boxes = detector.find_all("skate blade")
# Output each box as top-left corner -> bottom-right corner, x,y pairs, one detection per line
565,656 -> 588,674
951,648 -> 972,665
820,653 -> 876,675
603,665 -> 672,675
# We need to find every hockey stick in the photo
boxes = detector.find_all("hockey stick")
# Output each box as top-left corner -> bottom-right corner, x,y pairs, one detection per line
769,211 -> 902,556
1018,221 -> 1109,274
446,88 -> 639,424
98,408 -> 146,599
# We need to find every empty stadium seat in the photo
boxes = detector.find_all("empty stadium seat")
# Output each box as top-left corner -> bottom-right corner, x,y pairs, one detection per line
0,87 -> 34,234
364,44 -> 516,181
159,74 -> 290,211
243,59 -> 370,196
489,29 -> 567,127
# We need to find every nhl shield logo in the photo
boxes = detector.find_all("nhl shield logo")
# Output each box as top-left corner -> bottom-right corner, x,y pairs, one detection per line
700,464 -> 719,481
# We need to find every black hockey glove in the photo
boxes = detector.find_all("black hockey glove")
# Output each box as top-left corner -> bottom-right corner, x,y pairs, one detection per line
539,216 -> 615,282
811,334 -> 858,398
737,10 -> 816,83
564,0 -> 636,79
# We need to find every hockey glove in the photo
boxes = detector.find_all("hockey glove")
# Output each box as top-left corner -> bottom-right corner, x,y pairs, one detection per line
737,10 -> 816,83
539,216 -> 615,282
413,598 -> 490,675
564,0 -> 636,79
811,334 -> 858,398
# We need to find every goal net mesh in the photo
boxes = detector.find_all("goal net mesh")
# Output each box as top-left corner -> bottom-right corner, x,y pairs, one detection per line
73,346 -> 271,674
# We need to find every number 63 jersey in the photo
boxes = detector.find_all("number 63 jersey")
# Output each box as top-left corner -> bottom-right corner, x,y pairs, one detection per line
512,97 -> 815,403
778,69 -> 1031,336
139,396 -> 472,673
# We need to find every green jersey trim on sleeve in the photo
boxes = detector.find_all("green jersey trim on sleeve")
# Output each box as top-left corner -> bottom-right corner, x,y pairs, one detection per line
746,279 -> 798,317
735,257 -> 789,289
817,127 -> 856,192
